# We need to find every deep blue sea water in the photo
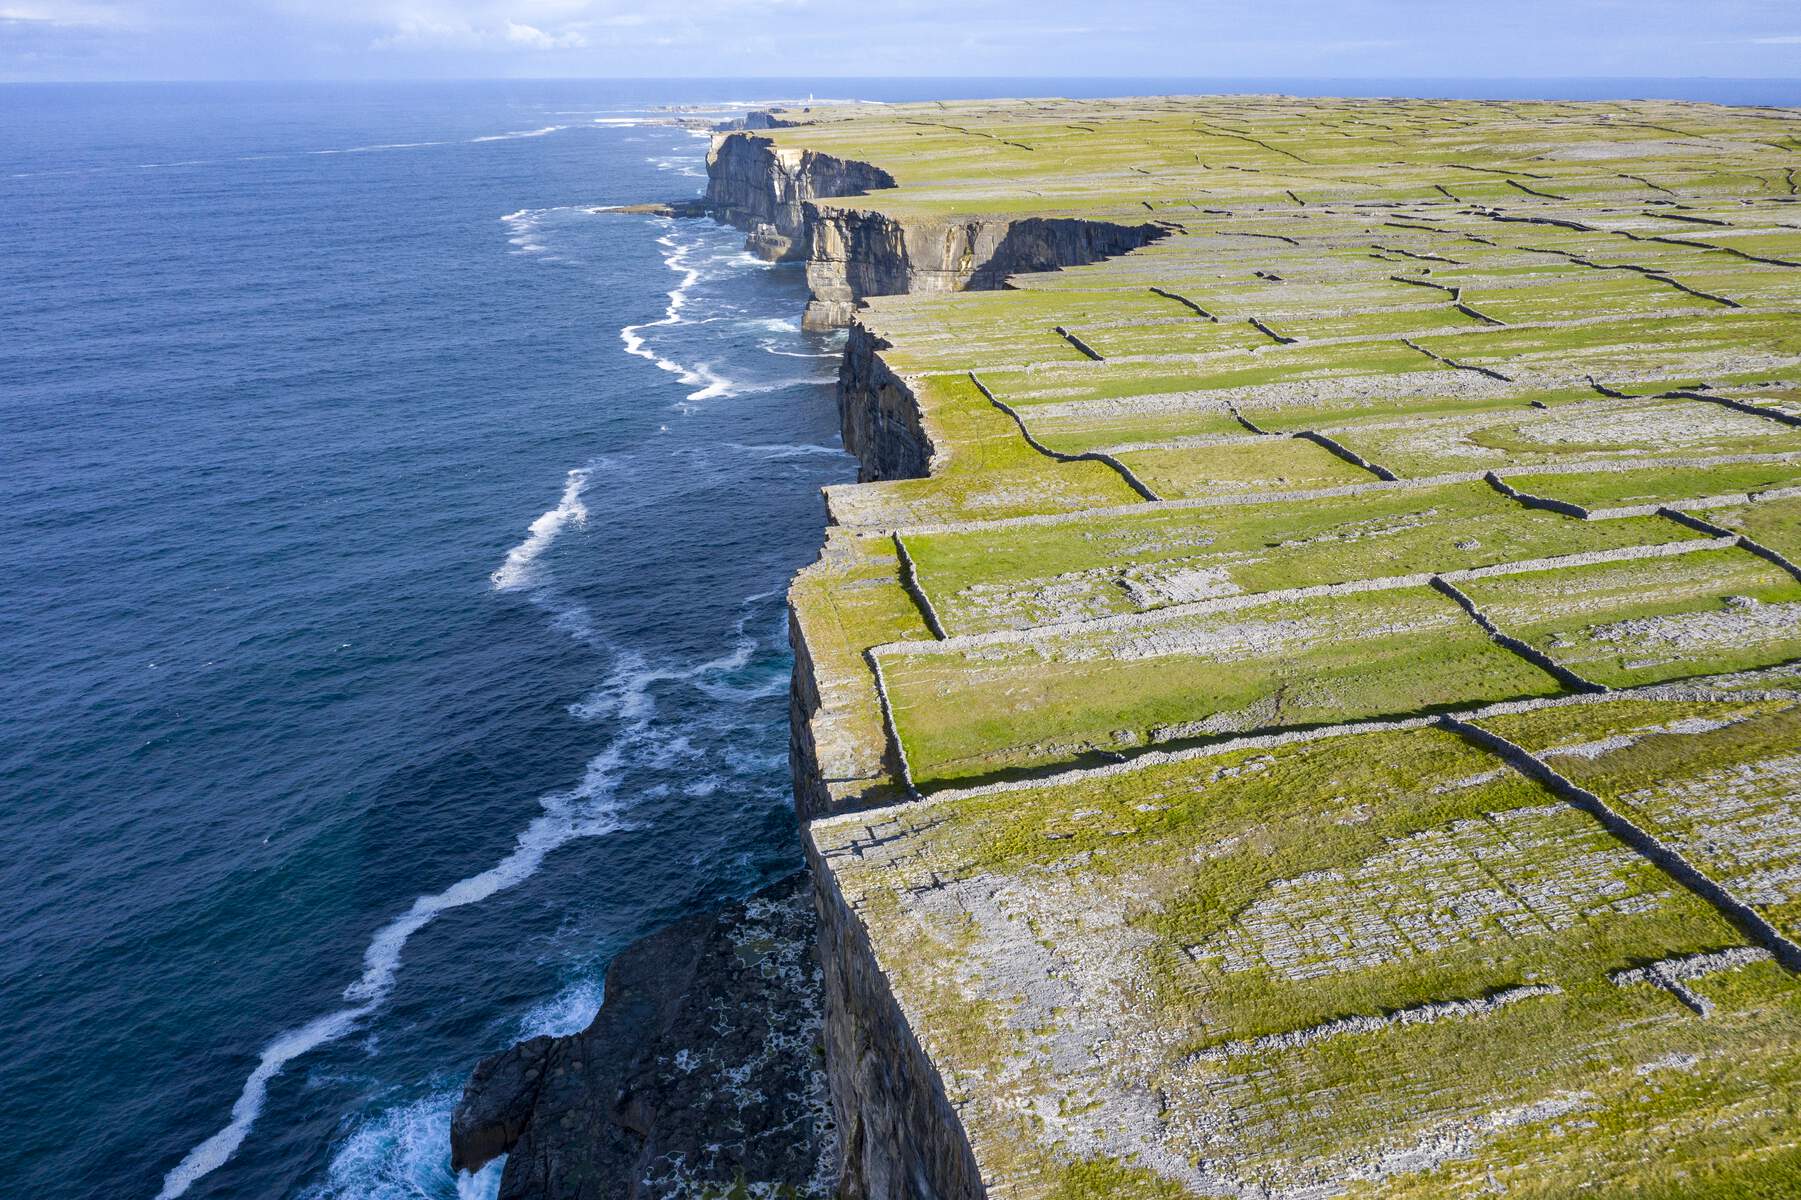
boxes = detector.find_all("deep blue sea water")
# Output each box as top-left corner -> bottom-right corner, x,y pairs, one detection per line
3,76 -> 1797,1200
0,80 -> 859,1200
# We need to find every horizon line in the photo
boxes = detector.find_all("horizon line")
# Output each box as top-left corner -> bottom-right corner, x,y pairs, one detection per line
5,73 -> 1801,87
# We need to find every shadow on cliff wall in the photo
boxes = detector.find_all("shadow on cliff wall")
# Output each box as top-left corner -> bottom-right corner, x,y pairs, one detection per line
968,217 -> 1172,289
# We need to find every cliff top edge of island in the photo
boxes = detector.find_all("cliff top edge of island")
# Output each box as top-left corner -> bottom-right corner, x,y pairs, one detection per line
771,93 -> 1801,1200
466,92 -> 1801,1200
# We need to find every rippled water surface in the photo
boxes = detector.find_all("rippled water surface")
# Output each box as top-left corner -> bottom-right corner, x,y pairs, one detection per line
1,80 -> 854,1200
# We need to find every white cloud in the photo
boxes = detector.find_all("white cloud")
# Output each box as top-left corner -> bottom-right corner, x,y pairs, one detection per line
1751,34 -> 1801,44
504,19 -> 585,48
0,1 -> 133,25
362,7 -> 593,52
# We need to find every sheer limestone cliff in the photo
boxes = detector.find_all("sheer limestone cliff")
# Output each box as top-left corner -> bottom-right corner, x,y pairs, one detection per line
778,95 -> 1801,1200
462,95 -> 1801,1200
705,128 -> 1168,328
799,208 -> 1169,328
704,132 -> 896,263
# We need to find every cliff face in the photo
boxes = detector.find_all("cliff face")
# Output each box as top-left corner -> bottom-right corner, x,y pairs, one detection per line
807,842 -> 986,1200
704,132 -> 897,263
705,129 -> 1170,327
835,324 -> 935,483
803,209 -> 1169,328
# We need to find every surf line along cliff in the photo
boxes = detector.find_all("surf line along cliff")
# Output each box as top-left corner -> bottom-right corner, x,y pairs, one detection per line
449,121 -> 1168,1200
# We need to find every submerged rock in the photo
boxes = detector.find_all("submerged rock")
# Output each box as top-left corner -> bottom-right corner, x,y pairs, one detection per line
451,872 -> 835,1199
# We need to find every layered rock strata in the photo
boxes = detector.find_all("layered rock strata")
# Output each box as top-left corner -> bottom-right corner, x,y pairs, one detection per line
704,127 -> 1168,327
703,132 -> 895,263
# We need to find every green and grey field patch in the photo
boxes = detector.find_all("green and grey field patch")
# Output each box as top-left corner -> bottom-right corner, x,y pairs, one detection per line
1455,547 -> 1801,687
779,93 -> 1801,1198
903,481 -> 1706,635
877,584 -> 1561,784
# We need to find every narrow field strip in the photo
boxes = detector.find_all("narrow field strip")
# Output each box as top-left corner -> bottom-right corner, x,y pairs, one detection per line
1442,716 -> 1801,973
1430,575 -> 1608,693
967,371 -> 1161,501
869,536 -> 1739,659
848,452 -> 1801,538
843,672 -> 1801,816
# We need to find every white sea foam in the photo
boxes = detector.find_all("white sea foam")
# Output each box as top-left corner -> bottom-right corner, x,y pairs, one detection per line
758,339 -> 840,359
154,1008 -> 371,1199
723,441 -> 845,459
158,733 -> 634,1199
648,154 -> 705,178
310,141 -> 446,155
723,745 -> 788,774
471,126 -> 565,143
298,1089 -> 502,1200
681,363 -> 734,402
617,227 -> 746,403
491,468 -> 589,592
517,977 -> 605,1039
569,628 -> 762,724
498,208 -> 542,254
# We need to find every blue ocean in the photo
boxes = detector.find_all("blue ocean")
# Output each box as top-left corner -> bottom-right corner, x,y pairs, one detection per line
1,80 -> 857,1200
2,76 -> 1796,1200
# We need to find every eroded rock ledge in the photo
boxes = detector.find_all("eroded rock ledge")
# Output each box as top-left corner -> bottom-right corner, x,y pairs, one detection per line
450,873 -> 835,1199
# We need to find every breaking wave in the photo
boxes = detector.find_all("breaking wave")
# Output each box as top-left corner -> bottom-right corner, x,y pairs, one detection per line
490,467 -> 590,593
470,126 -> 565,143
298,1090 -> 502,1200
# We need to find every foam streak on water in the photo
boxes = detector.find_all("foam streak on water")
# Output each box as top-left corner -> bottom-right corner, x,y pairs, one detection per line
618,221 -> 785,406
469,125 -> 566,143
1,86 -> 853,1200
490,467 -> 591,593
156,736 -> 633,1199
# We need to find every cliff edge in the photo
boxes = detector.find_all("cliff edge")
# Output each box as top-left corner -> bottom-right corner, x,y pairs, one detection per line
704,125 -> 1168,328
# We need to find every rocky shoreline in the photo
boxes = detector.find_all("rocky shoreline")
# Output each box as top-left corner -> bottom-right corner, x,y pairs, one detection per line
450,873 -> 836,1199
451,114 -> 1131,1200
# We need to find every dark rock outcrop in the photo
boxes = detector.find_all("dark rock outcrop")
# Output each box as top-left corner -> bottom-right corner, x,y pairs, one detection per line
451,873 -> 835,1199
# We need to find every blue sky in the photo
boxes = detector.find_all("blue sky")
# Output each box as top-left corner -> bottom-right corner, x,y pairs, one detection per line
2,0 -> 1798,82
